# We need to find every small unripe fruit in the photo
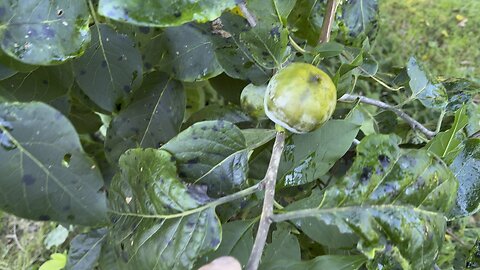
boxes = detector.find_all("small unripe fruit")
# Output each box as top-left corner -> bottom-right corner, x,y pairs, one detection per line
264,63 -> 337,133
240,83 -> 267,119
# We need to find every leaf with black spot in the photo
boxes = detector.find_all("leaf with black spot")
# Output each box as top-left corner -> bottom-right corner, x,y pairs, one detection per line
107,148 -> 221,270
162,120 -> 249,197
0,102 -> 107,226
0,0 -> 91,65
73,24 -> 143,112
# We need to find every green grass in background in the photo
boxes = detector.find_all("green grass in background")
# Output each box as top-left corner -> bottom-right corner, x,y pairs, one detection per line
373,0 -> 480,79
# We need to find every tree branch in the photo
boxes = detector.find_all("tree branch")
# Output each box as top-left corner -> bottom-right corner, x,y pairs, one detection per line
238,2 -> 257,27
338,94 -> 437,138
246,131 -> 286,270
319,0 -> 338,44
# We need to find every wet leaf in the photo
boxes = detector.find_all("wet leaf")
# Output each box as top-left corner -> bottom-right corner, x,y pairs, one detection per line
449,139 -> 480,218
443,78 -> 480,113
210,14 -> 271,85
406,57 -> 448,109
0,102 -> 107,225
73,24 -> 143,112
278,120 -> 361,186
284,134 -> 457,269
105,72 -> 185,164
66,228 -> 107,270
98,0 -> 236,27
162,120 -> 249,197
108,149 -> 221,270
425,106 -> 468,164
0,0 -> 90,65
157,23 -> 223,82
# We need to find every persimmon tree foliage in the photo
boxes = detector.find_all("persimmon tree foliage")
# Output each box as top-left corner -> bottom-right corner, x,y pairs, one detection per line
0,0 -> 479,269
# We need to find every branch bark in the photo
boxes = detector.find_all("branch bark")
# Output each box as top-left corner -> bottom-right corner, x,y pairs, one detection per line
246,131 -> 286,270
338,94 -> 437,138
319,0 -> 338,44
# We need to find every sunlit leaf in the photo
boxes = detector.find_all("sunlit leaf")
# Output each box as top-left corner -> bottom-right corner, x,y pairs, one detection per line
0,0 -> 91,65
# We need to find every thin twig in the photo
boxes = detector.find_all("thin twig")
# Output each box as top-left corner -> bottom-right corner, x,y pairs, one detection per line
338,94 -> 437,138
318,0 -> 338,44
246,132 -> 286,270
238,2 -> 257,27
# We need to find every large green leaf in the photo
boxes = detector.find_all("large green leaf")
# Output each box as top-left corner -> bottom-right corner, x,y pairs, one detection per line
449,139 -> 480,218
284,134 -> 457,269
108,149 -> 221,270
183,104 -> 252,129
0,0 -> 90,65
261,255 -> 367,270
73,24 -> 143,112
288,0 -> 326,45
162,120 -> 249,197
98,0 -> 236,27
0,102 -> 107,225
66,228 -> 107,270
0,64 -> 74,102
0,62 -> 16,80
210,13 -> 271,85
105,72 -> 185,164
157,23 -> 223,82
260,226 -> 301,269
425,106 -> 468,164
197,220 -> 255,268
339,0 -> 379,44
406,57 -> 448,109
278,119 -> 361,186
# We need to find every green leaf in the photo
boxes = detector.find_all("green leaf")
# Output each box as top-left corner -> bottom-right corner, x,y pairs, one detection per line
242,129 -> 276,149
105,72 -> 185,164
261,226 -> 301,268
211,14 -> 271,85
44,225 -> 69,249
261,255 -> 367,270
466,239 -> 480,268
73,24 -> 143,112
162,120 -> 249,197
108,149 -> 221,270
198,220 -> 255,268
0,62 -> 16,80
278,120 -> 361,186
449,139 -> 480,218
339,0 -> 379,44
183,104 -> 252,129
406,57 -> 447,109
157,23 -> 223,82
0,102 -> 108,225
288,0 -> 326,45
39,253 -> 67,270
443,78 -> 480,113
0,64 -> 74,102
66,228 -> 107,270
425,106 -> 468,164
68,84 -> 103,134
98,0 -> 236,27
0,0 -> 90,65
284,134 -> 457,268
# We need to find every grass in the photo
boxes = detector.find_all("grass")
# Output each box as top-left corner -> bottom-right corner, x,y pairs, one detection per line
0,214 -> 52,270
373,0 -> 480,79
